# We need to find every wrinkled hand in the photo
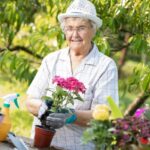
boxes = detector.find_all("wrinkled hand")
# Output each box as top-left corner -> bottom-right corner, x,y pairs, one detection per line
45,109 -> 77,129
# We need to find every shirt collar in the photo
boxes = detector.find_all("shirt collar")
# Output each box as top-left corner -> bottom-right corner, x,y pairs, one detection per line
83,44 -> 100,66
59,47 -> 70,61
58,44 -> 101,66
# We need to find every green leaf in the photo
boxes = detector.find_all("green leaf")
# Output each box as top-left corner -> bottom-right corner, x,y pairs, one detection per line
141,74 -> 150,91
74,93 -> 83,101
107,96 -> 123,119
82,129 -> 94,144
42,96 -> 53,101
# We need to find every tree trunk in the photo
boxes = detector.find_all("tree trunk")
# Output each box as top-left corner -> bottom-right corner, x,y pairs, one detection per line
118,32 -> 131,77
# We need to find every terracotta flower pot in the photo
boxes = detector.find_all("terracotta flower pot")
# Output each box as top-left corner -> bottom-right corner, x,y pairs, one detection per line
34,125 -> 55,148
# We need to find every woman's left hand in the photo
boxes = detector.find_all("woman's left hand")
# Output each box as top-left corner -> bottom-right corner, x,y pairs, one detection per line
45,109 -> 77,129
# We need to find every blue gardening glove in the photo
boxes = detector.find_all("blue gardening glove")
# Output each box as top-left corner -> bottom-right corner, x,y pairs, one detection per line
45,109 -> 77,129
38,100 -> 53,119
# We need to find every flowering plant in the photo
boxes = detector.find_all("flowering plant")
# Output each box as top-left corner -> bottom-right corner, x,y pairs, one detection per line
83,97 -> 150,150
43,76 -> 86,113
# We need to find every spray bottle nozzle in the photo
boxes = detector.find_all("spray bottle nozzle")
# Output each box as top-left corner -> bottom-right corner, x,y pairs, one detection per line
2,93 -> 20,108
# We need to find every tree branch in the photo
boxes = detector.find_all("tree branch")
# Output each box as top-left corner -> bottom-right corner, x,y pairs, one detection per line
0,46 -> 43,59
118,32 -> 131,77
124,92 -> 149,116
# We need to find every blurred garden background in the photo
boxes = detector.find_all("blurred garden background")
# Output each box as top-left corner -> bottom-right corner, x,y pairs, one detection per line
0,0 -> 150,138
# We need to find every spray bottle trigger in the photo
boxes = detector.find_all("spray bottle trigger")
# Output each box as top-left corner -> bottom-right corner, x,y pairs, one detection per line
14,98 -> 19,108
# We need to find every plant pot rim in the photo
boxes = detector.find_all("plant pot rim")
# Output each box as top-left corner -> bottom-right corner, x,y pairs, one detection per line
35,125 -> 56,132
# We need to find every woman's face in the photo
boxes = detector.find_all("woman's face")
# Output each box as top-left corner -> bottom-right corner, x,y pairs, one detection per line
63,18 -> 95,52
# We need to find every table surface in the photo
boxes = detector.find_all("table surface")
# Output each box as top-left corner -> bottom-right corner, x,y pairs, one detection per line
0,136 -> 63,150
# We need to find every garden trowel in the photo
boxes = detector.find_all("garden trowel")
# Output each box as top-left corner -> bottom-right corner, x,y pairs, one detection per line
8,132 -> 29,150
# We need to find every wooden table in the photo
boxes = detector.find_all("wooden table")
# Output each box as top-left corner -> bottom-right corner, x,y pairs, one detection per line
0,136 -> 63,150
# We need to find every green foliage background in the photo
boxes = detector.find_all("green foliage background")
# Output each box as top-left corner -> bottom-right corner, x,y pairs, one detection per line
0,0 -> 150,137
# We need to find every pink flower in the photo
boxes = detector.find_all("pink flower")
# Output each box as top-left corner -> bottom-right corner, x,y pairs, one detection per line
66,77 -> 86,93
53,76 -> 86,93
52,76 -> 67,88
134,108 -> 146,118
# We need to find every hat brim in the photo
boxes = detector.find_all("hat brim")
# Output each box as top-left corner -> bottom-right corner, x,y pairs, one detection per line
58,13 -> 102,28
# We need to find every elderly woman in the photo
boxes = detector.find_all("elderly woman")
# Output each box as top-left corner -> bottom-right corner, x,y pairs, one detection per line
26,0 -> 119,149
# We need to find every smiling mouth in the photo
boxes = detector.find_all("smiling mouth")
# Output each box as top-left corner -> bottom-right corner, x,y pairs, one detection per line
71,40 -> 82,42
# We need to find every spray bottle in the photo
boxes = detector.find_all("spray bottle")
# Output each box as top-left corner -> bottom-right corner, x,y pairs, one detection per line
0,93 -> 19,141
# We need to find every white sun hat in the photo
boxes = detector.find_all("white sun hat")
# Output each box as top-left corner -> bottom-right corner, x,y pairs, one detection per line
58,0 -> 102,28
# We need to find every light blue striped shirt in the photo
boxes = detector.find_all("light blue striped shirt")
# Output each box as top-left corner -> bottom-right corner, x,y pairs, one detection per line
27,44 -> 119,150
